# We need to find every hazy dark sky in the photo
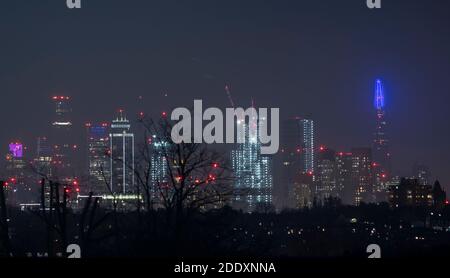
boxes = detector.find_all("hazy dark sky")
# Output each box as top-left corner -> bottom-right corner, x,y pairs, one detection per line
1,0 -> 450,189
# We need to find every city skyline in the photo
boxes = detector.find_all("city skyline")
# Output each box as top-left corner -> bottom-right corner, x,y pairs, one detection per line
1,1 -> 450,266
1,78 -> 447,195
1,0 -> 449,189
1,77 -> 445,210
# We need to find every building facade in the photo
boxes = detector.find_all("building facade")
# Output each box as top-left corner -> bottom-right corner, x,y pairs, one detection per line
109,112 -> 135,195
275,117 -> 314,210
372,80 -> 391,199
50,96 -> 78,181
389,178 -> 433,208
232,116 -> 273,212
300,118 -> 315,174
315,147 -> 337,201
86,123 -> 110,194
351,148 -> 373,205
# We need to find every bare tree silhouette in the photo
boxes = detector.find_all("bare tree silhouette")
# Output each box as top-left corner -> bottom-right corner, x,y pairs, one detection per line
137,116 -> 234,247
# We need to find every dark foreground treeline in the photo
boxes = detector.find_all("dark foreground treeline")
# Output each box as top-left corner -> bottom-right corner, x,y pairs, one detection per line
2,202 -> 450,258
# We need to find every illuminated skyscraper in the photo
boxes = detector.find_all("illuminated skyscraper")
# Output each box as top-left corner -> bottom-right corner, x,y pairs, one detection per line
50,96 -> 77,180
109,111 -> 135,194
86,122 -> 110,194
275,117 -> 314,210
372,80 -> 391,197
35,136 -> 52,178
4,142 -> 26,205
300,119 -> 315,174
231,115 -> 273,212
275,118 -> 302,210
335,149 -> 373,206
350,148 -> 373,205
315,147 -> 337,201
150,134 -> 169,206
52,96 -> 73,129
335,152 -> 353,204
33,136 -> 53,205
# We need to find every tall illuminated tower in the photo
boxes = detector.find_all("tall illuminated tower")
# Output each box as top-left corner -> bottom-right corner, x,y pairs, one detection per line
372,79 -> 391,200
109,111 -> 135,194
52,96 -> 73,129
275,117 -> 314,210
275,118 -> 302,210
150,134 -> 169,207
50,96 -> 77,180
86,122 -> 110,194
231,113 -> 273,212
300,118 -> 314,174
315,146 -> 337,200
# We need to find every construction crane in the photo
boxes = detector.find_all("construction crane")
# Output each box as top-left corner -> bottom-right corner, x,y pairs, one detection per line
225,84 -> 235,108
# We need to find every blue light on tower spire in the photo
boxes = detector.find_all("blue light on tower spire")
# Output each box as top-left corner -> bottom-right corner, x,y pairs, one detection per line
374,79 -> 385,110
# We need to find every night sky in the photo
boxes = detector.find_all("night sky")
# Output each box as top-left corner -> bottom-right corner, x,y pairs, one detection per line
1,0 -> 449,189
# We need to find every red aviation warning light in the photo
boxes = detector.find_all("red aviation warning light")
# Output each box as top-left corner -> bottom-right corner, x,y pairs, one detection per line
52,96 -> 70,100
208,174 -> 216,181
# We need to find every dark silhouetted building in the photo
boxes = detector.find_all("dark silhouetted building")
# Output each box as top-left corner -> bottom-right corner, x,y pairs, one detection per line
293,173 -> 313,209
275,117 -> 314,210
432,180 -> 447,210
335,152 -> 353,204
412,163 -> 431,186
275,118 -> 302,210
389,178 -> 433,208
